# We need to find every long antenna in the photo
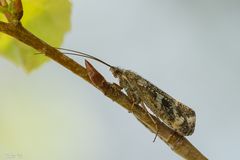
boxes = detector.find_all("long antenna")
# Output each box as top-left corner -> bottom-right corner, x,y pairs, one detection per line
58,48 -> 113,68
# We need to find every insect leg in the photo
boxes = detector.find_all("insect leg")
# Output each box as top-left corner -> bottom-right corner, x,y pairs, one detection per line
118,78 -> 142,112
112,82 -> 123,90
126,88 -> 141,113
140,102 -> 159,142
140,102 -> 156,122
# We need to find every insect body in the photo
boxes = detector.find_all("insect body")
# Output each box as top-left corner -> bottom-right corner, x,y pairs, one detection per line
58,48 -> 196,136
111,67 -> 195,135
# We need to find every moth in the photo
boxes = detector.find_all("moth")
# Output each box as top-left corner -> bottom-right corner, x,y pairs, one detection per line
58,48 -> 196,136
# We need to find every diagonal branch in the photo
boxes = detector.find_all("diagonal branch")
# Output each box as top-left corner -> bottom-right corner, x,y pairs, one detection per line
0,21 -> 208,160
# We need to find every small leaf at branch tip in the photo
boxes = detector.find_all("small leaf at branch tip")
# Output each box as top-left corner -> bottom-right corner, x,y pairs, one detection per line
0,0 -> 71,72
85,60 -> 106,88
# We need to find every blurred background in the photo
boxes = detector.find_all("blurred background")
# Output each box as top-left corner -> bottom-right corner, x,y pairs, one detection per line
1,0 -> 240,159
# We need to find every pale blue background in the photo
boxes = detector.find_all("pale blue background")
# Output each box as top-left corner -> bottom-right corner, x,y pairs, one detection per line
1,0 -> 240,159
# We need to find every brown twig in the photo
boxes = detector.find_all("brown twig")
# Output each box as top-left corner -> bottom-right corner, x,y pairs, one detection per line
0,1 -> 208,159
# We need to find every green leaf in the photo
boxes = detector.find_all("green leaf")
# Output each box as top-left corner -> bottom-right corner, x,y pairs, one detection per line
0,0 -> 72,72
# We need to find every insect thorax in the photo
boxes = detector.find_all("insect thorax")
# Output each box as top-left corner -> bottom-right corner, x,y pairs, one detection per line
110,67 -> 196,136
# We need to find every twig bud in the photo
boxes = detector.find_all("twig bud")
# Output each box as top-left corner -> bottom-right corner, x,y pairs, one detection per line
85,60 -> 107,88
